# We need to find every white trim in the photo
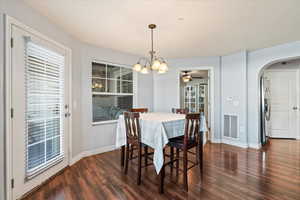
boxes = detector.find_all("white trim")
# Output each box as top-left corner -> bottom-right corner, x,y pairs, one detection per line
90,59 -> 138,124
5,15 -> 72,200
92,92 -> 134,96
264,69 -> 299,72
85,145 -> 116,157
257,56 -> 300,146
67,48 -> 73,167
70,145 -> 116,166
69,152 -> 85,166
5,15 -> 13,200
298,67 -> 300,139
221,138 -> 248,148
297,68 -> 300,140
210,138 -> 261,149
211,138 -> 222,143
92,59 -> 131,69
177,66 -> 215,143
92,120 -> 118,126
248,142 -> 262,149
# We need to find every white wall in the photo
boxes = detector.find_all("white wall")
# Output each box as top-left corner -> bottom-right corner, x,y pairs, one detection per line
0,0 -> 152,199
247,42 -> 300,147
0,0 -> 83,198
155,44 -> 300,149
153,56 -> 222,141
2,1 -> 300,199
80,43 -> 153,153
221,51 -> 248,147
1,0 -> 84,158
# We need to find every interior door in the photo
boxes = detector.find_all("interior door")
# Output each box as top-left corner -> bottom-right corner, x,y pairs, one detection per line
265,70 -> 298,139
11,25 -> 70,199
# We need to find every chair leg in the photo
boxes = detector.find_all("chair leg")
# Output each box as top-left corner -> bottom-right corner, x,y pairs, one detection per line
199,133 -> 203,175
176,148 -> 180,178
121,145 -> 125,167
183,149 -> 188,191
170,147 -> 174,176
137,143 -> 142,185
124,144 -> 130,174
144,146 -> 148,167
159,148 -> 166,193
196,145 -> 199,165
159,165 -> 165,194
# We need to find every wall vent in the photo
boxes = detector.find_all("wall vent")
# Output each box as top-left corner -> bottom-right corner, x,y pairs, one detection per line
224,115 -> 238,139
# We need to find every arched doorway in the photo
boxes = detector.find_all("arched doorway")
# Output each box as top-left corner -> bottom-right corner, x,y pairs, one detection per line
258,58 -> 300,146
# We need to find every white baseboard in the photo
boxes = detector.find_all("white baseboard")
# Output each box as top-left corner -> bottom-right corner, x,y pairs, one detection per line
210,138 -> 222,143
221,138 -> 248,148
69,139 -> 262,166
70,145 -> 116,166
85,145 -> 116,157
70,152 -> 86,165
248,142 -> 261,149
210,137 -> 262,149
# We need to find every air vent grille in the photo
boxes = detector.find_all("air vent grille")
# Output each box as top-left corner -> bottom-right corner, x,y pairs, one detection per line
224,115 -> 238,139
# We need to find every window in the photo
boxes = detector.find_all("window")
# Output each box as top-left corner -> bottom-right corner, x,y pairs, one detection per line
25,41 -> 64,178
92,62 -> 134,123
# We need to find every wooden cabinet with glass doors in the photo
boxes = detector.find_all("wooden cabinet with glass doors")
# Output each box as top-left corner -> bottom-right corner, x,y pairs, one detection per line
184,83 -> 207,114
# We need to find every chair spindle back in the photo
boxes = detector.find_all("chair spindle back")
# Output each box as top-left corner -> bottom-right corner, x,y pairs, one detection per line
124,112 -> 141,143
184,113 -> 201,146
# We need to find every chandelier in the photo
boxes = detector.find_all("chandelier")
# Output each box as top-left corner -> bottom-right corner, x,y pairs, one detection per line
133,24 -> 168,74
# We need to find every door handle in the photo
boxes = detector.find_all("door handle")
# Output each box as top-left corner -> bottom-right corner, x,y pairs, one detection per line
292,106 -> 298,110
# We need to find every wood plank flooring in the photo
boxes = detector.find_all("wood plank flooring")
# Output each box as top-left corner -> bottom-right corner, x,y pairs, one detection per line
23,139 -> 300,200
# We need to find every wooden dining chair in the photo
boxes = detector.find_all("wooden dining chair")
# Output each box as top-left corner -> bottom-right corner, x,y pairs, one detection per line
128,108 -> 148,160
130,108 -> 148,113
171,108 -> 188,114
123,112 -> 153,185
166,113 -> 203,191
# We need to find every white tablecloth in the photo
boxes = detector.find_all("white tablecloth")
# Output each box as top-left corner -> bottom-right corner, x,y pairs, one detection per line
116,112 -> 208,174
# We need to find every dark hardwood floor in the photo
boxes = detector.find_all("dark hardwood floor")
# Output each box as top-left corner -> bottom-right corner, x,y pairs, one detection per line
23,139 -> 300,200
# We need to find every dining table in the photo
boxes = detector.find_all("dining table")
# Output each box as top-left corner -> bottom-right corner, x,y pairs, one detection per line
116,112 -> 208,174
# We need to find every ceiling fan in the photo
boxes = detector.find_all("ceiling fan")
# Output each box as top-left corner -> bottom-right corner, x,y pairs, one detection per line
181,71 -> 192,82
181,71 -> 205,83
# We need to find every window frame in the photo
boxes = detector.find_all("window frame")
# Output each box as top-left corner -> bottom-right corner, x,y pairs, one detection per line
91,60 -> 137,125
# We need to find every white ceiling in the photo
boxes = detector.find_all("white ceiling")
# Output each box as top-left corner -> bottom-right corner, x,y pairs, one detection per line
23,0 -> 300,58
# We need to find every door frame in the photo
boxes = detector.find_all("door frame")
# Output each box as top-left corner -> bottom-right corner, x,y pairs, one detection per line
177,66 -> 215,143
5,15 -> 73,200
263,68 -> 300,139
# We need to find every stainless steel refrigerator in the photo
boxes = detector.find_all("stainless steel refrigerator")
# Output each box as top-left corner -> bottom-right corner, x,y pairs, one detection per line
260,75 -> 271,145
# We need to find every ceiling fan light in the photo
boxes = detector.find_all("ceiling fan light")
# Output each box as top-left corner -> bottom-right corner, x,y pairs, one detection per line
133,63 -> 142,71
182,76 -> 190,82
141,66 -> 149,74
151,60 -> 161,70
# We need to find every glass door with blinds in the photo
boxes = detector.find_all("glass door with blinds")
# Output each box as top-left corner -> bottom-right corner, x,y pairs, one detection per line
10,25 -> 70,199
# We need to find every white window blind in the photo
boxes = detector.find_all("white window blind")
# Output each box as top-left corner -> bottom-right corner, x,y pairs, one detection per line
25,41 -> 65,179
